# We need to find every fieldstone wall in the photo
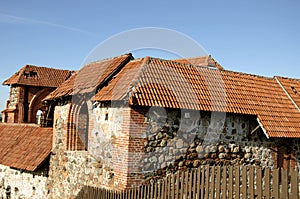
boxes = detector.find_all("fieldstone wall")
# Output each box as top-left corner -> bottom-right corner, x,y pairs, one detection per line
138,108 -> 277,183
47,103 -> 117,198
0,165 -> 48,199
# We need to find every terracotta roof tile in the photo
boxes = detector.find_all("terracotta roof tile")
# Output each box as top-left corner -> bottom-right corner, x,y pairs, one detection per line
93,57 -> 300,138
3,65 -> 72,88
45,54 -> 133,100
275,76 -> 300,109
0,123 -> 52,171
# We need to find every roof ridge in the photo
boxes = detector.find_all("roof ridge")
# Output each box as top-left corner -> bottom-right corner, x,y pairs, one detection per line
275,76 -> 300,82
23,64 -> 71,71
221,68 -> 275,80
85,53 -> 133,65
173,55 -> 210,60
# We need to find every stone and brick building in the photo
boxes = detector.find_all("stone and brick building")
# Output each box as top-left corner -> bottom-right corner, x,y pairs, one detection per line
1,54 -> 300,198
0,65 -> 71,198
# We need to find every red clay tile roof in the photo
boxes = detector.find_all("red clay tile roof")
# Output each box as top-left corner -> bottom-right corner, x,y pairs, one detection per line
275,76 -> 300,109
45,54 -> 133,100
94,57 -> 300,138
174,55 -> 224,70
3,65 -> 72,88
0,123 -> 53,171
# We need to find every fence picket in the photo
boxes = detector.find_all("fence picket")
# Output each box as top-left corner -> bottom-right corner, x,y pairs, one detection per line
256,167 -> 262,198
264,168 -> 270,198
221,166 -> 227,199
205,166 -> 210,199
179,171 -> 184,199
281,168 -> 288,199
272,168 -> 279,199
290,168 -> 299,199
249,166 -> 254,199
234,166 -> 240,199
242,166 -> 247,199
228,166 -> 233,199
210,166 -> 215,199
200,166 -> 205,199
193,169 -> 197,199
215,166 -> 221,199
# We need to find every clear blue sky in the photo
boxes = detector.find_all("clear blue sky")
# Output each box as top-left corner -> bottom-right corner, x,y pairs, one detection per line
0,0 -> 300,112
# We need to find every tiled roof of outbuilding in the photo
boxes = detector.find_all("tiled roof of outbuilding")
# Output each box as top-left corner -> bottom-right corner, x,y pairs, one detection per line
3,65 -> 72,88
45,54 -> 133,100
94,57 -> 300,138
0,123 -> 53,171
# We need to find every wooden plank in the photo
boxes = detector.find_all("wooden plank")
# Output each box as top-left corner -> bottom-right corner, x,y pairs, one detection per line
205,166 -> 210,199
263,168 -> 270,199
200,166 -> 205,199
210,166 -> 215,199
290,168 -> 299,199
228,166 -> 233,199
196,167 -> 201,199
154,181 -> 157,199
256,167 -> 262,198
234,166 -> 240,199
172,172 -> 176,198
185,170 -> 189,199
161,178 -> 166,199
281,168 -> 288,199
215,166 -> 221,199
271,168 -> 279,199
188,170 -> 193,199
180,171 -> 184,199
221,166 -> 227,199
193,169 -> 197,199
249,167 -> 254,199
168,175 -> 172,199
175,172 -> 180,198
157,181 -> 161,199
242,166 -> 247,199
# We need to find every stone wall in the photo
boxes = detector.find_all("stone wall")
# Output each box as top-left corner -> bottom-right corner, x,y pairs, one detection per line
47,102 -> 300,196
126,108 -> 278,183
47,103 -> 117,198
0,165 -> 48,199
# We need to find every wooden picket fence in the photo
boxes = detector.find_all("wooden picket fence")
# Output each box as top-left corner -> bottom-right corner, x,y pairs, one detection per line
76,166 -> 299,199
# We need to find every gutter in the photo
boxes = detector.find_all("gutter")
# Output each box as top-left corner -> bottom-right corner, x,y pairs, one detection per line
257,117 -> 269,139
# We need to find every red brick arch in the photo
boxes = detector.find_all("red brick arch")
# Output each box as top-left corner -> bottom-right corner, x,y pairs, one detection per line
28,88 -> 54,123
67,98 -> 89,151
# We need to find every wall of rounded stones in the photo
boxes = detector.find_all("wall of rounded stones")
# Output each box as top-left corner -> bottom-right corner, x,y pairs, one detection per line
140,108 -> 276,183
0,165 -> 47,199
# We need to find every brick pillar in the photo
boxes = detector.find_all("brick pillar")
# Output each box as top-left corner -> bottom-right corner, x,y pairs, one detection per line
113,107 -> 148,189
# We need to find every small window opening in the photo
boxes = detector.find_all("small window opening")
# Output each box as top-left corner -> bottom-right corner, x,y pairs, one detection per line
291,86 -> 297,94
105,113 -> 109,121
